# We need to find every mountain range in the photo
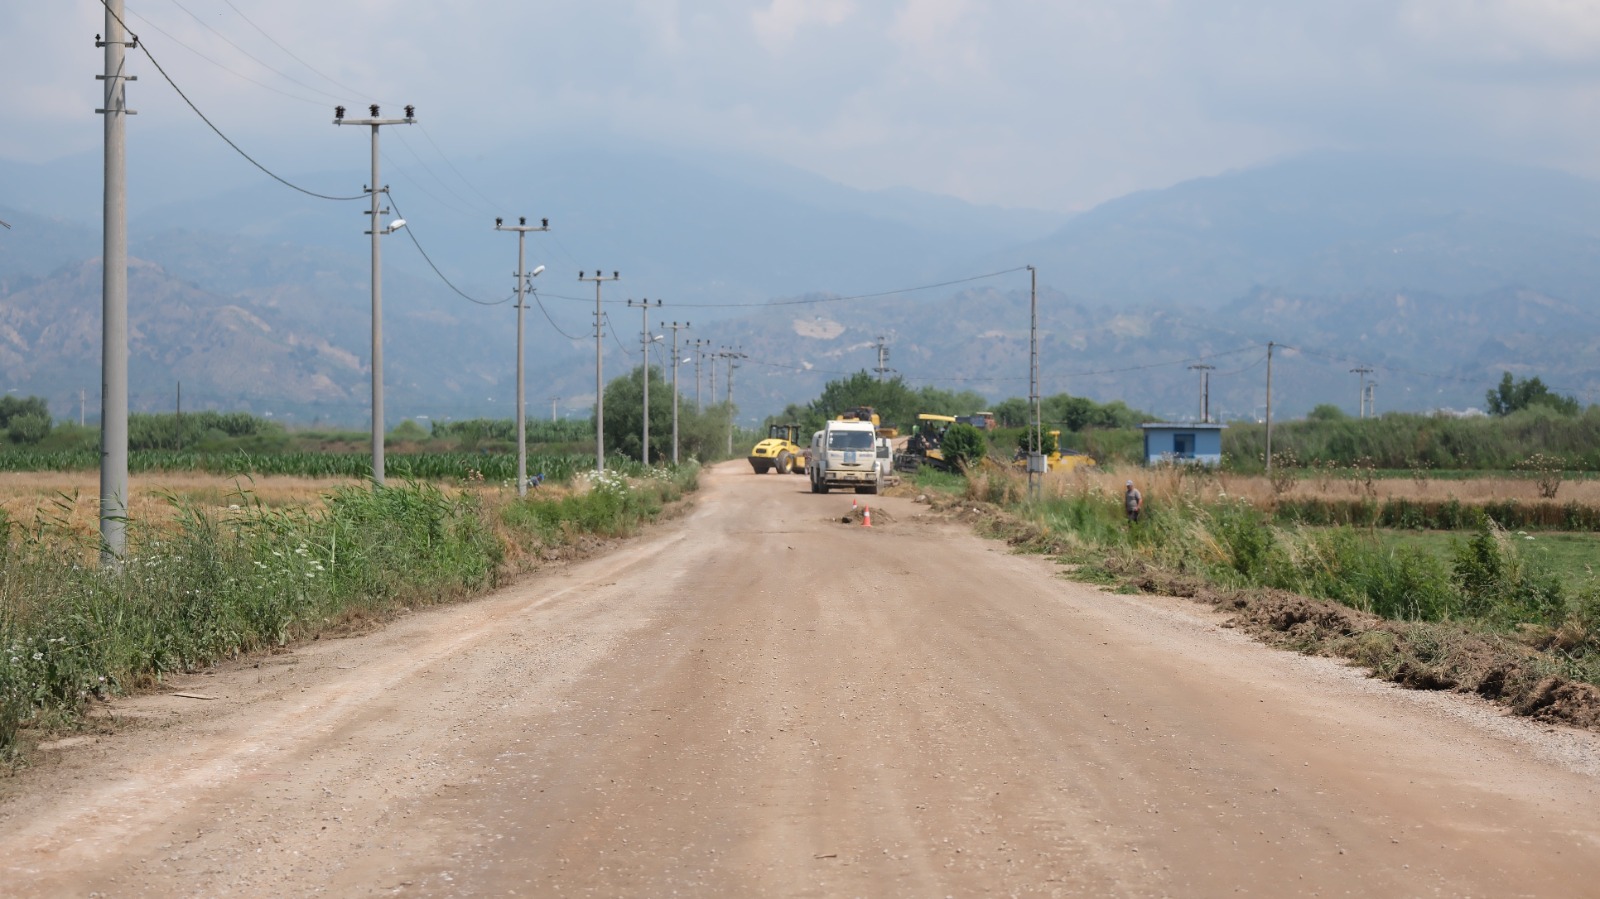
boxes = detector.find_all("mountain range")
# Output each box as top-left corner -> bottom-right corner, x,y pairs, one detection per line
3,147 -> 1599,428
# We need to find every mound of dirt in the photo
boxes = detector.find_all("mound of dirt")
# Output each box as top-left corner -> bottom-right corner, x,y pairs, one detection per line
838,506 -> 894,525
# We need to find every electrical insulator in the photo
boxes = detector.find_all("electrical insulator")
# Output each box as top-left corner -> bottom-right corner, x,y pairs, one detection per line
405,105 -> 415,118
369,104 -> 379,117
334,105 -> 345,120
519,216 -> 526,226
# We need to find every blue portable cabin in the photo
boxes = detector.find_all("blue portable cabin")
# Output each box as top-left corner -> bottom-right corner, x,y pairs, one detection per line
1140,422 -> 1225,466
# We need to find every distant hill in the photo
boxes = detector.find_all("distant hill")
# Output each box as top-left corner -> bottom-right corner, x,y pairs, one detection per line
5,150 -> 1600,426
1004,152 -> 1600,309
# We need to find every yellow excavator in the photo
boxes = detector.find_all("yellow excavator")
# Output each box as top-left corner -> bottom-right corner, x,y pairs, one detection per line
748,423 -> 807,474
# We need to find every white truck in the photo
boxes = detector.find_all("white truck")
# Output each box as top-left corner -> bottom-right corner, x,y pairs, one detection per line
807,419 -> 882,494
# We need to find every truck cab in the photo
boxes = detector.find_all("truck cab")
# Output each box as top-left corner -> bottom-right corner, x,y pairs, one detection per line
807,419 -> 882,494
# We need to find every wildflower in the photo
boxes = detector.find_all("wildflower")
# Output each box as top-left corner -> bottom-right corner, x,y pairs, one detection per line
32,652 -> 43,661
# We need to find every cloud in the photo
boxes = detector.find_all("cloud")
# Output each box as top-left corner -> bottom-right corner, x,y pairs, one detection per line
752,0 -> 856,51
9,1 -> 1600,212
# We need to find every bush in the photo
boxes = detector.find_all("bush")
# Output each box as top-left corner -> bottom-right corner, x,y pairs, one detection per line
940,423 -> 987,470
5,412 -> 51,445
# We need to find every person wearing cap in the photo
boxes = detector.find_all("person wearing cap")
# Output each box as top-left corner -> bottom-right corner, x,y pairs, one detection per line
1124,480 -> 1143,523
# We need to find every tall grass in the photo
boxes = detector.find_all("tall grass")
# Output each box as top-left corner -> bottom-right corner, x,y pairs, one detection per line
1226,406 -> 1600,471
0,463 -> 699,760
981,466 -> 1597,634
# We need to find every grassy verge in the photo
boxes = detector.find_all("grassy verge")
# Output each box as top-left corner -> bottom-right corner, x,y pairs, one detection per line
0,464 -> 699,763
933,465 -> 1600,731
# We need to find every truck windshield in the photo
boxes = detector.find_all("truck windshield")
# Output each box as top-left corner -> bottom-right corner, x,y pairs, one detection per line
828,430 -> 874,451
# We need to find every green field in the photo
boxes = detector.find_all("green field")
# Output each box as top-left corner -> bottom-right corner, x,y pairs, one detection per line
1373,529 -> 1600,595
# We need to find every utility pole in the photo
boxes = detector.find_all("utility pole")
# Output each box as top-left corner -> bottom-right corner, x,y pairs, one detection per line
722,349 -> 747,456
579,270 -> 620,471
1027,265 -> 1042,500
1189,364 -> 1215,423
708,345 -> 719,414
80,389 -> 86,428
175,381 -> 182,451
1265,342 -> 1275,475
873,335 -> 893,382
691,339 -> 710,413
628,298 -> 662,465
97,0 -> 136,562
1351,367 -> 1373,419
335,103 -> 415,487
550,397 -> 559,421
495,216 -> 549,497
666,322 -> 691,464
1365,381 -> 1377,418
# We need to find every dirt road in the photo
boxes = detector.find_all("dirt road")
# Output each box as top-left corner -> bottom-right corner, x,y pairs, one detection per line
4,462 -> 1600,897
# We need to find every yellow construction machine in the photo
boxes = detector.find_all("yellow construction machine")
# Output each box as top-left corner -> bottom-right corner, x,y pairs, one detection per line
895,413 -> 958,472
836,405 -> 898,438
748,423 -> 807,474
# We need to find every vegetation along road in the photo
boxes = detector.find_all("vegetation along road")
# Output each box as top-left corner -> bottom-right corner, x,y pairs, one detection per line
4,462 -> 1599,896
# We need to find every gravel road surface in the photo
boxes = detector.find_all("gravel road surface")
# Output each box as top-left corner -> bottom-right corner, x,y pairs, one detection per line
3,461 -> 1599,897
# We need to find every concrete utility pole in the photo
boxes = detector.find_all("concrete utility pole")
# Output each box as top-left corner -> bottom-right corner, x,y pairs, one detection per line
97,0 -> 136,562
1365,382 -> 1377,418
579,270 -> 620,471
1265,342 -> 1275,475
628,298 -> 662,465
495,216 -> 549,497
721,349 -> 747,456
873,335 -> 893,382
691,339 -> 710,413
1351,367 -> 1373,419
550,397 -> 560,421
1027,265 -> 1042,500
665,322 -> 691,464
335,103 -> 415,487
175,381 -> 182,451
1190,363 -> 1216,423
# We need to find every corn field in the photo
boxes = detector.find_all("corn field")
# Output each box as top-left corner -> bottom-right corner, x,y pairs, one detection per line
0,450 -> 605,483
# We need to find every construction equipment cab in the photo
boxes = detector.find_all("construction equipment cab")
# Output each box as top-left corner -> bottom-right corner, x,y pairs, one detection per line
807,418 -> 882,494
749,423 -> 806,474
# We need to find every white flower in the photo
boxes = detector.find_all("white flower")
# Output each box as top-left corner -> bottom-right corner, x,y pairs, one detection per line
32,652 -> 43,661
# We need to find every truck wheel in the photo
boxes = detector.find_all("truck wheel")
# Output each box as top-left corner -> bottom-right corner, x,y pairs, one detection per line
861,482 -> 879,495
776,451 -> 793,474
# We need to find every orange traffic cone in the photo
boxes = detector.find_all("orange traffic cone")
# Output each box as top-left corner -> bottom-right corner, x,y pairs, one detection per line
862,506 -> 872,528
851,497 -> 858,510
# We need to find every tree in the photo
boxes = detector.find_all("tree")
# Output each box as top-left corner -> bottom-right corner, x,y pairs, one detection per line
1486,372 -> 1580,417
602,365 -> 680,462
1015,429 -> 1058,456
0,395 -> 52,445
387,419 -> 430,443
1307,403 -> 1347,422
941,422 -> 988,470
992,397 -> 1030,428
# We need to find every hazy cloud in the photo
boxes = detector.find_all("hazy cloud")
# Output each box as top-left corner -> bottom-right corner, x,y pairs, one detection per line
7,1 -> 1600,212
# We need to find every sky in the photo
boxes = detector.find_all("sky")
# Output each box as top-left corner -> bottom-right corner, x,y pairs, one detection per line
8,1 -> 1600,215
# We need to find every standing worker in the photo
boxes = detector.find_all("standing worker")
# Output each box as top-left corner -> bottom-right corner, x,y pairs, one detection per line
1125,480 -> 1143,524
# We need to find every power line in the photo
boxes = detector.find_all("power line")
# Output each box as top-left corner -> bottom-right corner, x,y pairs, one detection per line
216,0 -> 381,102
534,266 -> 1034,309
161,0 -> 345,103
98,1 -> 366,201
121,7 -> 327,105
385,193 -> 509,305
528,289 -> 586,341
